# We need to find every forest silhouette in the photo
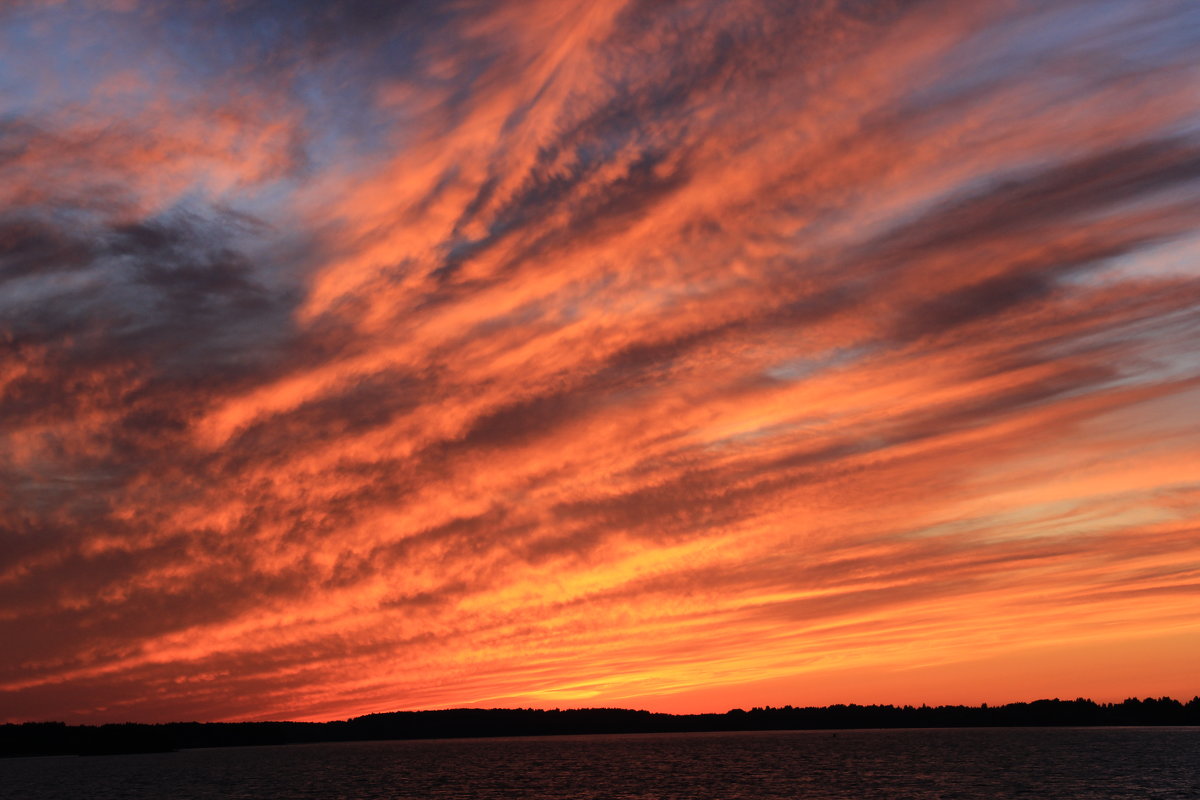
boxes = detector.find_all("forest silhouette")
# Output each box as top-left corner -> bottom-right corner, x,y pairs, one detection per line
4,696 -> 1199,756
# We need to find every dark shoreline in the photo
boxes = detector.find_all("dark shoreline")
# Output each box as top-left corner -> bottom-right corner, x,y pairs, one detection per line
5,696 -> 1198,757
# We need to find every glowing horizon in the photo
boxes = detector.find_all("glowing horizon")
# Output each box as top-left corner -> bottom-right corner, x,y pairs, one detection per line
1,0 -> 1198,724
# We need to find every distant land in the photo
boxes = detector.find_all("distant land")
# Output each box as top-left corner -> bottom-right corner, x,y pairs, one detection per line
4,697 -> 1198,757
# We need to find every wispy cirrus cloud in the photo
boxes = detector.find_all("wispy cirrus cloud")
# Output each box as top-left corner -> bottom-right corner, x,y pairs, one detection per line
1,0 -> 1199,723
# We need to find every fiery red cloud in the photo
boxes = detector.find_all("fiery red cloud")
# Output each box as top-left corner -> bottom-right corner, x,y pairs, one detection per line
1,0 -> 1198,723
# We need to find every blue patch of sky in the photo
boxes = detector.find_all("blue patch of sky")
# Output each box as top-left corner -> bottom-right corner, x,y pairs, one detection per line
1088,230 -> 1200,284
0,6 -> 155,114
147,3 -> 442,172
1110,311 -> 1200,387
899,0 -> 1200,129
763,345 -> 870,385
951,0 -> 1199,82
0,14 -> 41,110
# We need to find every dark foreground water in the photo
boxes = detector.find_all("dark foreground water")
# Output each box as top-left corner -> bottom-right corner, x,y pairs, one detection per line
3,727 -> 1199,799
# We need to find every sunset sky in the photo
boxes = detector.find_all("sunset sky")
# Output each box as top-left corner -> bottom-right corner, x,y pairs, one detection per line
2,0 -> 1199,724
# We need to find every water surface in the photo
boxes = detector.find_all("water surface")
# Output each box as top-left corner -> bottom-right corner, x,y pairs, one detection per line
4,727 -> 1198,799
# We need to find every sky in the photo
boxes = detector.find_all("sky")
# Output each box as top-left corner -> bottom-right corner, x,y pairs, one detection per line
1,0 -> 1198,724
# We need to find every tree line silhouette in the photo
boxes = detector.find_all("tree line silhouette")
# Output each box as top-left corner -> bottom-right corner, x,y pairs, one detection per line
4,696 -> 1198,756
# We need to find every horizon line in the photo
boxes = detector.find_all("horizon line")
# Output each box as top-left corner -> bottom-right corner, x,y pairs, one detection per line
10,694 -> 1200,727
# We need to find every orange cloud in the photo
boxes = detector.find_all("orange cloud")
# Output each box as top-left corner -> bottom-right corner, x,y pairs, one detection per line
1,0 -> 1199,723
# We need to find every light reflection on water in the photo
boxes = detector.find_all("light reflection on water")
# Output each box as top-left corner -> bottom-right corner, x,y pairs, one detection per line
3,727 -> 1199,799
